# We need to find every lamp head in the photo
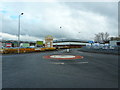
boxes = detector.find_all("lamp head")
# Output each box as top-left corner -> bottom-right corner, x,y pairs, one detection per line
21,13 -> 24,15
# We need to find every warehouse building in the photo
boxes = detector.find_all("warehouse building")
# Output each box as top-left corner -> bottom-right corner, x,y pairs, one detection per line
53,39 -> 88,48
0,40 -> 36,48
109,36 -> 120,48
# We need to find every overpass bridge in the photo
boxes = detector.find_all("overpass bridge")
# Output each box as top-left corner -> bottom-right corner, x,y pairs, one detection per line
53,39 -> 88,43
53,39 -> 89,48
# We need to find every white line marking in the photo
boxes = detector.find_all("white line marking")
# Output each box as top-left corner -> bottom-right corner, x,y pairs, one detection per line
52,62 -> 65,64
51,62 -> 88,64
78,52 -> 83,53
77,62 -> 88,64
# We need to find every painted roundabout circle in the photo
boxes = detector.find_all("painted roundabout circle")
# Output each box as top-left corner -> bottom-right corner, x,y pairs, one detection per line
43,55 -> 83,60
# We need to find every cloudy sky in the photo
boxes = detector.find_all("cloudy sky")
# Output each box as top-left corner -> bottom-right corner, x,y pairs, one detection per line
0,0 -> 118,41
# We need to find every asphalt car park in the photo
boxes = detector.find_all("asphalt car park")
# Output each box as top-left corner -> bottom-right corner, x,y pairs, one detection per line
2,48 -> 118,88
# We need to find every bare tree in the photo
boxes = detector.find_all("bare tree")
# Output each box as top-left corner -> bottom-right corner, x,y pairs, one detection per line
104,32 -> 109,41
94,32 -> 109,43
100,32 -> 104,43
94,34 -> 101,43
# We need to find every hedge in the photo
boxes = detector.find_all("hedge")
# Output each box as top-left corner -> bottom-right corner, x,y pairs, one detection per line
1,47 -> 56,54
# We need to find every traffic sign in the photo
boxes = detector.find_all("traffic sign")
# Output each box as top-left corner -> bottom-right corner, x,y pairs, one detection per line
6,43 -> 12,47
88,41 -> 94,43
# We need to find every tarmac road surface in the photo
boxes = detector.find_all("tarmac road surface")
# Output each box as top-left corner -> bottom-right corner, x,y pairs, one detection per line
2,48 -> 118,88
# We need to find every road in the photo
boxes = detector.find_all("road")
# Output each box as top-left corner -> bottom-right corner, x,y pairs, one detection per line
2,48 -> 118,88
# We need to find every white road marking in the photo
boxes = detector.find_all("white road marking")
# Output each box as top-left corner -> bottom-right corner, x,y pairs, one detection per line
52,62 -> 65,64
51,62 -> 88,64
77,62 -> 88,64
78,52 -> 83,53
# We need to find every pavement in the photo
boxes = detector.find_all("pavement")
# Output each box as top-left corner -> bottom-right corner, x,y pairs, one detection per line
2,48 -> 118,88
0,54 -> 2,90
79,47 -> 120,55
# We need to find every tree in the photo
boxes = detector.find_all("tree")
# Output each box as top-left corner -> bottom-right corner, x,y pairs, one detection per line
94,32 -> 109,43
104,32 -> 109,41
94,34 -> 101,43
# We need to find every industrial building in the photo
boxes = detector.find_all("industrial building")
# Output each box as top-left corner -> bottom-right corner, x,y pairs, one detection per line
53,39 -> 88,48
0,39 -> 89,48
1,40 -> 36,48
109,36 -> 120,49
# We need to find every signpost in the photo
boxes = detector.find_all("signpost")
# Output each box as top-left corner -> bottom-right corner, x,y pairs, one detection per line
36,41 -> 43,47
20,43 -> 30,47
45,35 -> 53,48
6,43 -> 12,47
88,41 -> 94,44
88,41 -> 94,48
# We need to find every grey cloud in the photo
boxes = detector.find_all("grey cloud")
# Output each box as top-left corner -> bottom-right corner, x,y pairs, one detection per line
65,2 -> 118,18
1,2 -> 118,41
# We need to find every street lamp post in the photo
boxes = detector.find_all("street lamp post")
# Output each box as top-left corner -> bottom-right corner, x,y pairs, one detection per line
18,13 -> 24,54
59,26 -> 70,52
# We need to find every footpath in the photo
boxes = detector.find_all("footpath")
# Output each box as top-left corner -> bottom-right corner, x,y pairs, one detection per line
79,47 -> 120,55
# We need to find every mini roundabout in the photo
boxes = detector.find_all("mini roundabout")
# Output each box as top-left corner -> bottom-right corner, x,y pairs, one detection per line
43,55 -> 87,64
43,55 -> 83,60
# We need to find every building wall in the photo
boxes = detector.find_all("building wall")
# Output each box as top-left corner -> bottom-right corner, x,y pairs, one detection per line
109,40 -> 120,46
53,42 -> 87,48
53,42 -> 88,45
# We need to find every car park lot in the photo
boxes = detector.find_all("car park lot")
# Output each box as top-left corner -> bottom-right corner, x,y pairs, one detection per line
2,48 -> 118,88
